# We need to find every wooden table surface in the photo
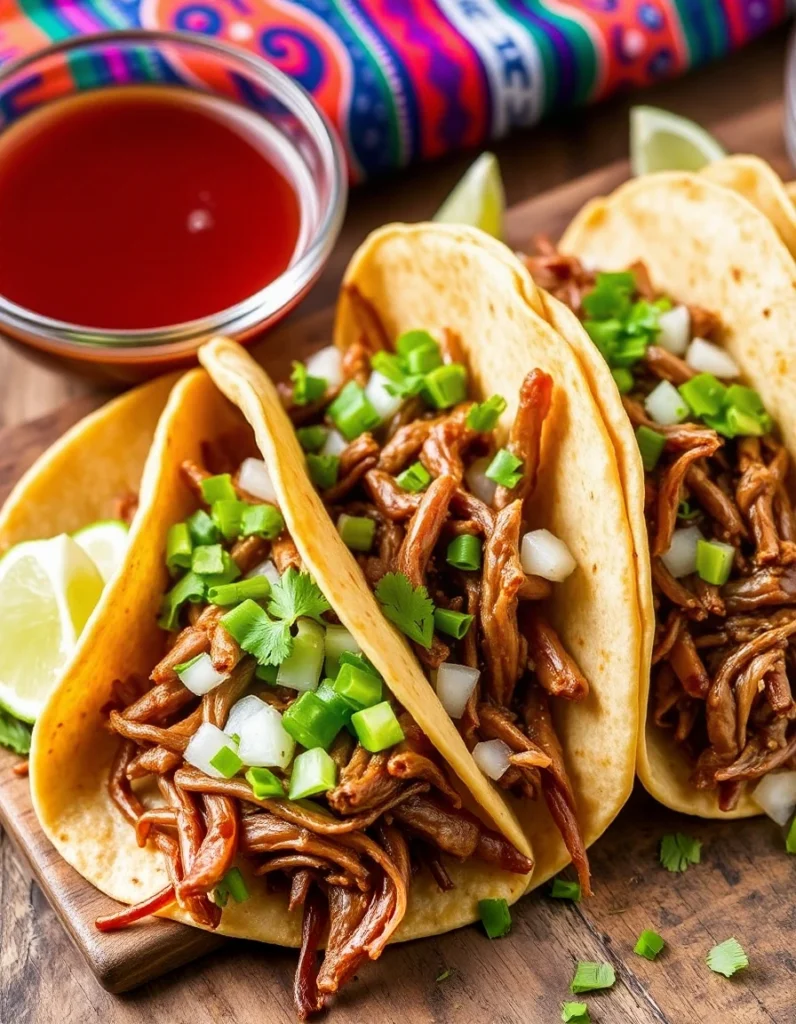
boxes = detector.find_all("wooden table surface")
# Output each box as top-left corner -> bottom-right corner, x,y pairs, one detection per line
2,25 -> 794,1024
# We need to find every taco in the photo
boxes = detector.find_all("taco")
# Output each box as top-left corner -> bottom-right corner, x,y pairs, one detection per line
30,366 -> 535,1020
523,171 -> 796,817
200,221 -> 641,896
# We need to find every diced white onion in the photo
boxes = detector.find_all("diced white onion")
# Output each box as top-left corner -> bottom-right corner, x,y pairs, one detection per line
365,371 -> 403,421
656,305 -> 690,355
685,337 -> 740,379
238,457 -> 278,503
661,526 -> 704,579
184,723 -> 238,779
473,739 -> 513,781
276,618 -> 325,692
177,652 -> 227,696
321,429 -> 348,457
520,529 -> 577,583
645,379 -> 689,426
246,558 -> 281,585
238,704 -> 295,770
436,663 -> 480,719
752,771 -> 796,826
465,456 -> 497,506
225,695 -> 269,739
306,345 -> 344,390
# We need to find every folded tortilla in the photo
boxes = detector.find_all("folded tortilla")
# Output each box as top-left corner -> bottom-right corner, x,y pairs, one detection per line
200,221 -> 641,886
547,171 -> 796,816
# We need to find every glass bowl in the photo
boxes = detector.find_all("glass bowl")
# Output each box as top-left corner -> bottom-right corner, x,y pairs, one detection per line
0,30 -> 346,378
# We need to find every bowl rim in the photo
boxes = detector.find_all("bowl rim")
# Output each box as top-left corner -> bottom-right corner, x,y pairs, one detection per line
0,28 -> 347,357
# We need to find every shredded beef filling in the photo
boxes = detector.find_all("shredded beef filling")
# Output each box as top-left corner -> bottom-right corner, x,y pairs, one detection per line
525,238 -> 796,811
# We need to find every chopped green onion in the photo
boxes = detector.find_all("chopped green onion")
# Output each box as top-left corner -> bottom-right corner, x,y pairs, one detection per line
214,867 -> 249,907
166,523 -> 193,572
423,364 -> 468,410
478,897 -> 511,939
371,350 -> 407,383
679,372 -> 727,418
245,766 -> 285,799
485,448 -> 523,489
338,651 -> 379,679
696,539 -> 734,587
406,342 -> 442,375
192,543 -> 225,576
327,381 -> 381,441
337,513 -> 376,552
635,425 -> 666,472
706,938 -> 748,978
296,425 -> 329,452
241,504 -> 284,540
570,962 -> 615,994
634,929 -> 665,961
333,661 -> 382,708
725,405 -> 768,438
659,832 -> 702,872
351,701 -> 404,752
677,499 -> 701,521
208,576 -> 272,606
159,571 -> 206,631
323,624 -> 360,679
211,498 -> 247,541
316,679 -> 359,726
396,329 -> 437,358
186,508 -> 220,546
200,474 -> 236,504
611,367 -> 634,394
282,691 -> 344,750
276,618 -> 325,692
202,550 -> 241,589
288,747 -> 338,800
433,608 -> 473,639
561,1002 -> 590,1023
290,361 -> 327,405
466,394 -> 507,433
549,878 -> 581,901
209,744 -> 243,779
306,453 -> 340,490
582,271 -> 635,320
787,816 -> 796,854
446,534 -> 482,571
396,461 -> 431,493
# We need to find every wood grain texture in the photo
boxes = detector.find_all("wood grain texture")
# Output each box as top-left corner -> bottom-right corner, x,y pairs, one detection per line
1,32 -> 795,1022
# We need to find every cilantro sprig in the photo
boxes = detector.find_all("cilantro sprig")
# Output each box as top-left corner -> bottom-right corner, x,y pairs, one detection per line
375,572 -> 435,648
660,833 -> 702,873
268,568 -> 331,624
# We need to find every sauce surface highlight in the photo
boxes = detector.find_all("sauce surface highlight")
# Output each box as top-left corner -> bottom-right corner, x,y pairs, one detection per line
0,86 -> 302,329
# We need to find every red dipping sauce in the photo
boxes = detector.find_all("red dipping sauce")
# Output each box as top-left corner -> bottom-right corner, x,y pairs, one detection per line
0,86 -> 303,329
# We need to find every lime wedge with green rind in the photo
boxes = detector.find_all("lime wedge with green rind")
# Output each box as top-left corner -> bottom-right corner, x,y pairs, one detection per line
0,534 -> 104,721
433,151 -> 505,239
73,519 -> 129,584
630,106 -> 726,176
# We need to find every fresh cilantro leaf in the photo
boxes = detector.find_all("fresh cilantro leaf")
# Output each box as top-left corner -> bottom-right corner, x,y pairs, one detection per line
374,572 -> 435,648
290,362 -> 326,406
570,962 -> 615,994
561,1002 -> 590,1024
0,708 -> 31,755
268,568 -> 330,625
660,832 -> 702,873
241,613 -> 293,667
706,938 -> 748,978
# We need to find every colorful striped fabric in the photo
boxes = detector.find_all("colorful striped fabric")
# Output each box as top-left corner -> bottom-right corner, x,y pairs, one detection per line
0,1 -> 790,179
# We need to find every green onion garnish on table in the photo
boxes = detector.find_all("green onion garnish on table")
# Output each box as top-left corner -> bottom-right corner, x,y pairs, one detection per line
478,897 -> 511,939
289,747 -> 337,800
549,878 -> 581,901
570,961 -> 615,994
351,701 -> 404,752
561,1002 -> 590,1023
634,929 -> 665,961
337,513 -> 376,552
446,534 -> 482,571
706,938 -> 748,978
485,448 -> 523,489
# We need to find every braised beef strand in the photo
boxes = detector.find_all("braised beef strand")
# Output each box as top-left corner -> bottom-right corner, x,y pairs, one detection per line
525,239 -> 796,803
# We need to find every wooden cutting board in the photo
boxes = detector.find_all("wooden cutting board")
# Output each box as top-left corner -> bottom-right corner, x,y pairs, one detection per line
1,97 -> 794,1023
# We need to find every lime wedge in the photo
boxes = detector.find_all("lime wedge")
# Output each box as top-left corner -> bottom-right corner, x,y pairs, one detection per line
73,519 -> 129,584
630,106 -> 726,176
0,535 -> 105,721
433,151 -> 505,239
